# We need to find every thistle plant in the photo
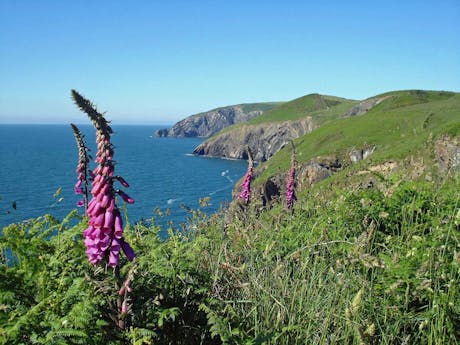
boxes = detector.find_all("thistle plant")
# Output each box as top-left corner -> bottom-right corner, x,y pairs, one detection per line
71,90 -> 135,267
70,123 -> 90,209
238,147 -> 254,205
286,142 -> 297,210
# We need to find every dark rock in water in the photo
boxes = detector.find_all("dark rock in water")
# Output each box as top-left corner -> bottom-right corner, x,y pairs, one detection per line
154,128 -> 169,137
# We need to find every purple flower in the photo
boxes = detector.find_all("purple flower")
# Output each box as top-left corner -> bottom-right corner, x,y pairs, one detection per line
238,147 -> 254,204
121,300 -> 128,314
71,124 -> 90,209
117,190 -> 135,204
286,147 -> 297,210
74,187 -> 84,194
72,90 -> 135,267
116,175 -> 130,188
120,238 -> 136,261
76,199 -> 85,207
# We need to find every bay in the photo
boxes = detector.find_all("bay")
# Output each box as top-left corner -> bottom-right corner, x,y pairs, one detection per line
0,124 -> 247,236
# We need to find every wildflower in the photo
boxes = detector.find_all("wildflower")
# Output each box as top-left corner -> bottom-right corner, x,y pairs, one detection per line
71,123 -> 90,209
238,147 -> 254,204
286,143 -> 297,210
117,190 -> 135,204
72,90 -> 135,267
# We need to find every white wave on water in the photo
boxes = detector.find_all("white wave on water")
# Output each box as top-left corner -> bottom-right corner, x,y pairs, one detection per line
167,198 -> 179,205
209,171 -> 236,195
209,185 -> 232,195
221,170 -> 234,184
190,154 -> 243,161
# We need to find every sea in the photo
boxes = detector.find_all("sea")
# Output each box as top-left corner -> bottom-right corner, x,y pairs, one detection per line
0,125 -> 247,237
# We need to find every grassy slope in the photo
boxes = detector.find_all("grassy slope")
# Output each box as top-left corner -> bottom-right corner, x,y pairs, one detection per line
204,94 -> 358,140
248,93 -> 357,125
257,90 -> 460,182
195,90 -> 460,344
239,102 -> 284,113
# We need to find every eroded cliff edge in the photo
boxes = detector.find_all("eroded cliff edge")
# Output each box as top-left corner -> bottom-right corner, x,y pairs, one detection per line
193,117 -> 315,162
192,93 -> 361,161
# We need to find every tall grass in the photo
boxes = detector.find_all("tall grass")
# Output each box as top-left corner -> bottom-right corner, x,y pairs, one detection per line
1,175 -> 459,344
197,177 -> 460,344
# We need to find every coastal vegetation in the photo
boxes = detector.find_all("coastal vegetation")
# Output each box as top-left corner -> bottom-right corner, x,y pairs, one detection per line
1,90 -> 459,344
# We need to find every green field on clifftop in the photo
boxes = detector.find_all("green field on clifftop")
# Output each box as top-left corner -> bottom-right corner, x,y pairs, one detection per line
256,90 -> 460,181
248,93 -> 358,125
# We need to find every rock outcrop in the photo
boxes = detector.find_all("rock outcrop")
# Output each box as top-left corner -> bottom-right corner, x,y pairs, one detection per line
154,104 -> 279,138
349,147 -> 375,163
342,97 -> 387,118
154,128 -> 169,137
241,155 -> 346,209
435,135 -> 460,174
193,117 -> 315,162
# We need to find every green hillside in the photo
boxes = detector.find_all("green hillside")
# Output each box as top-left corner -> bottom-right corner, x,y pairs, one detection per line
257,90 -> 460,181
239,101 -> 284,114
248,93 -> 358,125
205,93 -> 358,140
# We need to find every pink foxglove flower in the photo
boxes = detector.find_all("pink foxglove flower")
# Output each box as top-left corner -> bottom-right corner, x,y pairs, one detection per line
286,144 -> 297,210
71,124 -> 90,208
238,147 -> 254,204
117,190 -> 135,204
72,90 -> 135,267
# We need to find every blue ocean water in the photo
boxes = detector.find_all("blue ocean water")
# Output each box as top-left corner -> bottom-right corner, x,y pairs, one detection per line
0,125 -> 247,235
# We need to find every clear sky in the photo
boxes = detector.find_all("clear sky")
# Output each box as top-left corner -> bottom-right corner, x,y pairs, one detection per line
0,0 -> 459,124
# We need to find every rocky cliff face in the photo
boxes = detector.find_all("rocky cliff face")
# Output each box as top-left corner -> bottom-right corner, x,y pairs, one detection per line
193,117 -> 315,162
154,105 -> 268,138
435,135 -> 460,174
342,97 -> 387,118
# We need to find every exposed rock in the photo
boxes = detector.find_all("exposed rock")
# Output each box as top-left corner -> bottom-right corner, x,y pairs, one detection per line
368,161 -> 398,173
261,179 -> 280,207
349,147 -> 375,163
298,162 -> 333,188
154,104 -> 278,138
435,135 -> 460,174
342,97 -> 387,118
246,156 -> 345,209
154,128 -> 169,137
193,117 -> 315,162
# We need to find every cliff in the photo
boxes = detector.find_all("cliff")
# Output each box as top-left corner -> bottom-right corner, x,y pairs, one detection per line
193,93 -> 358,161
193,117 -> 315,161
154,103 -> 281,138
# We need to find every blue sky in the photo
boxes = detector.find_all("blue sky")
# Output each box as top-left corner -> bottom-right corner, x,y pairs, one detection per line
0,0 -> 459,124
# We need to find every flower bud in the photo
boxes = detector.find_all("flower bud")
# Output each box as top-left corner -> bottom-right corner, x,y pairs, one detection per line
121,300 -> 128,314
117,190 -> 134,204
104,210 -> 114,228
119,285 -> 126,295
